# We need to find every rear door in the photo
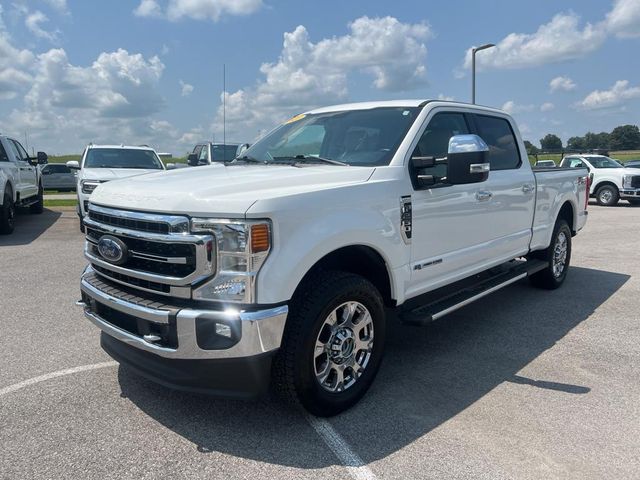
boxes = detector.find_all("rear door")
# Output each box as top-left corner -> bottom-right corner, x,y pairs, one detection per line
470,113 -> 535,260
7,139 -> 38,199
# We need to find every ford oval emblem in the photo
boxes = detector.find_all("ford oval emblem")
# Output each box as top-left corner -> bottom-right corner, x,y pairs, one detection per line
97,235 -> 127,265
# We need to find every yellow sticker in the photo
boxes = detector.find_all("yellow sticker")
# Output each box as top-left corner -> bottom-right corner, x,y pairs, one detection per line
284,113 -> 306,124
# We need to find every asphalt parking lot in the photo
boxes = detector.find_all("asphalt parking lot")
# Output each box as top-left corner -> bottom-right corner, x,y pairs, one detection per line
1,204 -> 639,480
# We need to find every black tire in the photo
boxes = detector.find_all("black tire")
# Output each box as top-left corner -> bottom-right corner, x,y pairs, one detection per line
595,185 -> 619,206
272,270 -> 386,417
0,191 -> 16,235
30,183 -> 44,214
529,219 -> 572,290
628,198 -> 640,206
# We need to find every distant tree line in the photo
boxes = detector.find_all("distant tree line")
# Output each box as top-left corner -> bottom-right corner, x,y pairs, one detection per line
525,124 -> 640,154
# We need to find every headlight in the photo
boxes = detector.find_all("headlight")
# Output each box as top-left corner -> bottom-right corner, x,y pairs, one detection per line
81,180 -> 105,194
191,219 -> 271,303
622,175 -> 632,189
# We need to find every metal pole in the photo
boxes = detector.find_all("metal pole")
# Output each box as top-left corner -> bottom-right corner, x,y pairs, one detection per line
223,63 -> 226,148
472,49 -> 476,104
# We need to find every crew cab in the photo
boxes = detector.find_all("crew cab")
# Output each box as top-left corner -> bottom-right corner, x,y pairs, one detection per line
0,135 -> 47,234
66,144 -> 166,232
186,142 -> 249,166
559,154 -> 640,206
76,100 -> 589,416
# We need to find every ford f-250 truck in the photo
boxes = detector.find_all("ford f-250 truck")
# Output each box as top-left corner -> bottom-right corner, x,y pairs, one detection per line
0,135 -> 47,235
76,100 -> 589,416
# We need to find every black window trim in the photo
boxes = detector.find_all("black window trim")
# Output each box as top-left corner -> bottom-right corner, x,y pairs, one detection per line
470,113 -> 522,171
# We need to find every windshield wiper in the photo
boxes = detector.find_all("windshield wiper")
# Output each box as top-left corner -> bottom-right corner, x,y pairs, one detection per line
273,155 -> 349,166
232,155 -> 267,165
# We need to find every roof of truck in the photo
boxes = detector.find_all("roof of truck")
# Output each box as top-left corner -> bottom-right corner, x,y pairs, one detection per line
86,144 -> 156,151
305,99 -> 507,115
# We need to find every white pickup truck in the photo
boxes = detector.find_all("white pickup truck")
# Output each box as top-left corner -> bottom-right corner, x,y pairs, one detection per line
77,100 -> 589,416
0,135 -> 47,234
559,154 -> 640,206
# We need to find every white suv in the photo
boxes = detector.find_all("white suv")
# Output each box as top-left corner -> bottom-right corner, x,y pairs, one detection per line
67,145 -> 166,231
560,154 -> 640,206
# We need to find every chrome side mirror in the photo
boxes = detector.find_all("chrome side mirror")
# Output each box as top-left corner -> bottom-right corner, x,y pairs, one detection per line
447,134 -> 490,184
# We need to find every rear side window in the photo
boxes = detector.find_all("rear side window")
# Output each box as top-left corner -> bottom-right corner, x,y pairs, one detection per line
49,164 -> 70,173
474,115 -> 521,170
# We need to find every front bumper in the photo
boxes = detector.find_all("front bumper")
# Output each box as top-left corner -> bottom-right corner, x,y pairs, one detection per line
620,188 -> 640,199
78,266 -> 288,395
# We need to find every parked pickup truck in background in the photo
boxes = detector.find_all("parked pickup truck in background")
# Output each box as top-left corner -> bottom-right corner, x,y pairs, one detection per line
559,154 -> 640,206
0,134 -> 47,235
67,144 -> 166,232
186,142 -> 249,166
77,100 -> 589,416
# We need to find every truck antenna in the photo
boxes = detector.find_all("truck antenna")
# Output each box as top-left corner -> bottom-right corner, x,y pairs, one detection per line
223,63 -> 226,150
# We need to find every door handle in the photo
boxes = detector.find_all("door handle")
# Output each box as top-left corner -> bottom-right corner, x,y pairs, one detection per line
522,183 -> 535,194
476,190 -> 493,202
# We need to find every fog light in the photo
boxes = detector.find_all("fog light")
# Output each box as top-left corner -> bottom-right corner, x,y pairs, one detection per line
195,317 -> 240,350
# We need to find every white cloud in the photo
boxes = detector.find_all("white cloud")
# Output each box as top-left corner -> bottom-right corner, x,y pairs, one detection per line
214,16 -> 431,140
576,80 -> 640,110
540,102 -> 555,112
134,0 -> 263,21
44,0 -> 68,14
461,13 -> 605,72
437,93 -> 454,101
134,0 -> 162,18
501,100 -> 535,114
605,0 -> 640,38
25,10 -> 59,43
179,79 -> 193,96
0,12 -> 35,99
549,75 -> 576,92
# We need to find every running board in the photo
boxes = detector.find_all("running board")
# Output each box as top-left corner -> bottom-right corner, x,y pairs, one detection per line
400,259 -> 548,326
17,198 -> 39,207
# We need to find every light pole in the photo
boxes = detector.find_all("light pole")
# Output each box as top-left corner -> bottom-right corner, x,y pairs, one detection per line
471,43 -> 495,104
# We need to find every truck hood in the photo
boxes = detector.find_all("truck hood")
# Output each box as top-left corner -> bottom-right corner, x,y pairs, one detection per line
89,164 -> 375,217
81,167 -> 163,182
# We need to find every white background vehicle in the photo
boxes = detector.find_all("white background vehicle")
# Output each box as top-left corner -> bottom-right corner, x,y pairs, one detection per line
78,100 -> 589,416
534,159 -> 556,168
0,135 -> 47,234
67,145 -> 166,231
560,154 -> 640,206
186,142 -> 249,166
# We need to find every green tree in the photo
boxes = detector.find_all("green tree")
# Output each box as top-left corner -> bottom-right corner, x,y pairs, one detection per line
584,132 -> 610,150
524,140 -> 539,154
609,125 -> 640,150
567,136 -> 586,151
540,134 -> 562,151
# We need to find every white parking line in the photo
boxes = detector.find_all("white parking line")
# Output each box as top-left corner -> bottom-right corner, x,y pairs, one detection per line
305,414 -> 377,480
0,361 -> 117,397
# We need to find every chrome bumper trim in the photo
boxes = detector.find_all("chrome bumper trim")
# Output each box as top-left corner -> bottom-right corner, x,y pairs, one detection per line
79,271 -> 288,360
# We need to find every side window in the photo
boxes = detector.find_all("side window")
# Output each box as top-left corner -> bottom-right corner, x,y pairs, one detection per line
474,115 -> 521,170
41,165 -> 51,174
12,140 -> 30,162
0,140 -> 9,162
198,145 -> 209,162
411,112 -> 470,182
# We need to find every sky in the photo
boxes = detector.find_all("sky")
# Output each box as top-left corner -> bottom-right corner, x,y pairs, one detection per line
0,0 -> 639,155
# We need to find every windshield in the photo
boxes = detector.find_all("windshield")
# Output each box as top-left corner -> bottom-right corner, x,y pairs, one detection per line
211,144 -> 240,162
587,156 -> 622,169
238,107 -> 420,167
84,148 -> 164,169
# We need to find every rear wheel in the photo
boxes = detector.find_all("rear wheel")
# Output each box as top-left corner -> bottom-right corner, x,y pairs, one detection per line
0,191 -> 16,235
595,185 -> 619,206
529,219 -> 572,289
272,270 -> 386,416
30,183 -> 44,214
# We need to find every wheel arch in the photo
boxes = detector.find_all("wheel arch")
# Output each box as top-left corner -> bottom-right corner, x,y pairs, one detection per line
591,180 -> 619,196
293,245 -> 396,308
557,200 -> 575,235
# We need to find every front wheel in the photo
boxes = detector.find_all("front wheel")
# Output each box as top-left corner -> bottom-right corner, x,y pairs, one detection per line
595,185 -> 619,206
272,270 -> 386,417
0,192 -> 16,234
529,219 -> 572,289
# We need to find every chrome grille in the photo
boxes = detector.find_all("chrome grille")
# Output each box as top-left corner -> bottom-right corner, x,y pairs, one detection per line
84,204 -> 214,299
631,176 -> 640,189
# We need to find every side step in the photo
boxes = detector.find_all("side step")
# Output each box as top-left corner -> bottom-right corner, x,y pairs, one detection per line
400,259 -> 548,326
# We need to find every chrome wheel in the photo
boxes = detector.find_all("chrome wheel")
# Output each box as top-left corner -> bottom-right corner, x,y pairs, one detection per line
599,189 -> 612,204
553,231 -> 568,277
314,301 -> 374,393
